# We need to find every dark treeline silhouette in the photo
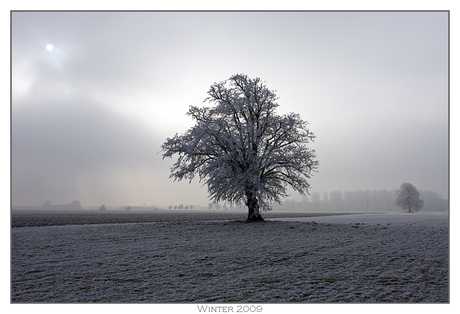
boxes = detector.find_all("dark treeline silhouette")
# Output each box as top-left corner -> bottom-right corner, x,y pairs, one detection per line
168,204 -> 194,210
273,189 -> 447,212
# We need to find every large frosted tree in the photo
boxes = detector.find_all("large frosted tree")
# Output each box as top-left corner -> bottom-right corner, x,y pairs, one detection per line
161,74 -> 319,222
395,183 -> 424,213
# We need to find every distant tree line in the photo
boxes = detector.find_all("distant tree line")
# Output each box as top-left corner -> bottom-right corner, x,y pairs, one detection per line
41,200 -> 83,211
273,189 -> 447,212
117,205 -> 159,211
168,204 -> 194,210
206,202 -> 246,211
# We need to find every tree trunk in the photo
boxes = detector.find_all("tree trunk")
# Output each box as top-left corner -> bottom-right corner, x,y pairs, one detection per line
245,192 -> 264,223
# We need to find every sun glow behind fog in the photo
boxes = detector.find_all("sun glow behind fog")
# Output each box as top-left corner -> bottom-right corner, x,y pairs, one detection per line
46,44 -> 53,51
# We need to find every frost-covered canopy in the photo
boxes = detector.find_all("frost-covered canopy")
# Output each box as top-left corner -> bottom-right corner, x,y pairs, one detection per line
161,74 -> 319,212
395,183 -> 424,212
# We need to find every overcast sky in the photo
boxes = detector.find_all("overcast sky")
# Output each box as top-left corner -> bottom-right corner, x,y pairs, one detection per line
12,11 -> 448,207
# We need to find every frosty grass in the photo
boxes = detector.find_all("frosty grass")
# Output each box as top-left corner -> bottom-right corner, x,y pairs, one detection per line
11,212 -> 448,302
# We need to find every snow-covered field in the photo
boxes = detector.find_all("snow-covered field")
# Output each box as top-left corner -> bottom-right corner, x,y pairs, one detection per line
11,211 -> 448,303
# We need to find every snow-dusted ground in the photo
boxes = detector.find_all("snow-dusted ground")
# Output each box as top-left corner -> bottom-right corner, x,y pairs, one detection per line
274,211 -> 448,226
11,212 -> 448,303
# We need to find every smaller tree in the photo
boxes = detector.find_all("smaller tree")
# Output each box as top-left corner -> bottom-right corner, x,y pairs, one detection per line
69,200 -> 83,211
42,200 -> 52,210
395,183 -> 423,213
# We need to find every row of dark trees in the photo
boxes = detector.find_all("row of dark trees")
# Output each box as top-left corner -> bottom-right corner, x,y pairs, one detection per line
168,204 -> 194,210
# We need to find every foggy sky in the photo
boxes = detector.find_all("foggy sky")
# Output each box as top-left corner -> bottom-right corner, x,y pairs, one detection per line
12,11 -> 448,207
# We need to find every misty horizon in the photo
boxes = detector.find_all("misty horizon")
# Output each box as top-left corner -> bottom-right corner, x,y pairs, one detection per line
12,187 -> 448,212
